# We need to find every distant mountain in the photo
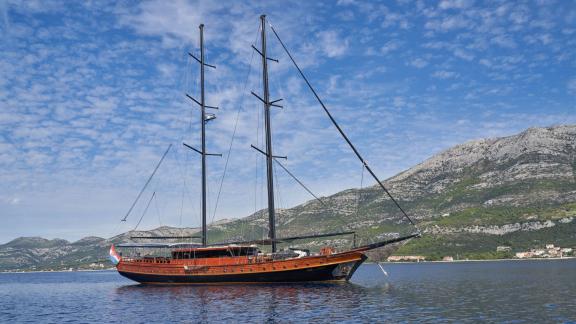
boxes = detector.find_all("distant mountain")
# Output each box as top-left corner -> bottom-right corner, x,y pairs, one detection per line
207,125 -> 576,259
0,227 -> 201,272
0,236 -> 106,271
1,125 -> 574,271
3,237 -> 70,249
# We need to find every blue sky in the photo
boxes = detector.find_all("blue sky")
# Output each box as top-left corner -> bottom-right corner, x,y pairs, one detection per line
0,0 -> 575,243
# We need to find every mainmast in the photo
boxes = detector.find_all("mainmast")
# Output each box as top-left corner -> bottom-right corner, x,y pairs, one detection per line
185,24 -> 220,247
250,16 -> 284,252
260,15 -> 277,253
200,24 -> 207,247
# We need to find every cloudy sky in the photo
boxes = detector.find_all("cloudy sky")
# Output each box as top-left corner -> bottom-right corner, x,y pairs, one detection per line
1,0 -> 574,243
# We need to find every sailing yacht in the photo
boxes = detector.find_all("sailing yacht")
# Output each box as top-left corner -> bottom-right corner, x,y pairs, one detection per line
111,15 -> 419,284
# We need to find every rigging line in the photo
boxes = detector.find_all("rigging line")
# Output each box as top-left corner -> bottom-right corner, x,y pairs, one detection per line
250,98 -> 261,240
236,28 -> 262,241
210,29 -> 260,226
243,24 -> 264,242
110,216 -> 126,240
175,55 -> 197,229
154,191 -> 161,226
174,145 -> 187,228
274,159 -> 326,207
178,39 -> 204,233
185,52 -> 193,100
256,45 -> 269,242
254,94 -> 261,217
133,191 -> 156,231
176,146 -> 200,229
121,144 -> 172,222
260,62 -> 268,239
356,164 -> 365,219
268,21 -> 419,231
149,146 -> 165,219
272,161 -> 282,231
252,33 -> 265,241
276,163 -> 284,212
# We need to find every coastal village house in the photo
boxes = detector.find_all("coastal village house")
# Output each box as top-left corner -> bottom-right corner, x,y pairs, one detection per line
387,255 -> 426,262
515,244 -> 574,259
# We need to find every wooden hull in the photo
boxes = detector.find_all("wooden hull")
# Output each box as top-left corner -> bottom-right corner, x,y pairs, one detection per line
116,251 -> 367,284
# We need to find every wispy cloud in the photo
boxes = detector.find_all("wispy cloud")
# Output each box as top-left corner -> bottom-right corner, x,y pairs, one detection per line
317,30 -> 349,58
0,0 -> 574,243
409,58 -> 428,68
432,70 -> 459,79
568,78 -> 576,95
438,0 -> 475,10
380,39 -> 401,55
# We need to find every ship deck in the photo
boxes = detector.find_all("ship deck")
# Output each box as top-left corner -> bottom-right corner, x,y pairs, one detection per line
116,249 -> 367,284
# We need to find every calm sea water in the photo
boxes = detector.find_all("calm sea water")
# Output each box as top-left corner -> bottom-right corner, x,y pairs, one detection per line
1,259 -> 575,323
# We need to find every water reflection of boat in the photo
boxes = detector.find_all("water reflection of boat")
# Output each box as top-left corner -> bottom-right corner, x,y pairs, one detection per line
111,15 -> 419,284
114,281 -> 370,322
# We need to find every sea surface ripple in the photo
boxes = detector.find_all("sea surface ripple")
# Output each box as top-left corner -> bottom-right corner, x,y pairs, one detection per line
1,259 -> 575,323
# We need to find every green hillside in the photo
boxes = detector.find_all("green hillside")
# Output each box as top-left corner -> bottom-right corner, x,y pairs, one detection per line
1,125 -> 574,270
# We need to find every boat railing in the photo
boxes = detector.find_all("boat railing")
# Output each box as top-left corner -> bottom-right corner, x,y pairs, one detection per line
122,253 -> 301,265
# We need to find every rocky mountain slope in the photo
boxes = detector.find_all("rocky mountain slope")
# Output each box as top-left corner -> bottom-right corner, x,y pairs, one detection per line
1,125 -> 574,270
210,125 -> 576,258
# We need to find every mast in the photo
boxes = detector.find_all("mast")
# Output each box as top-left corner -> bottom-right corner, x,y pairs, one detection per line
184,24 -> 220,247
199,24 -> 207,247
260,15 -> 277,253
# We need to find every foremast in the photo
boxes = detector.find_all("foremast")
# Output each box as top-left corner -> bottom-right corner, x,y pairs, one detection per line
185,24 -> 220,247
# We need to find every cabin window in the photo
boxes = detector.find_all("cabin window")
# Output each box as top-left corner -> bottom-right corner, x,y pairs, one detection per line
171,247 -> 259,259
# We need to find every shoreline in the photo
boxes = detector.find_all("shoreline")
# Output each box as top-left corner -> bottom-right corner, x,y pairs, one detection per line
3,257 -> 575,273
378,256 -> 576,264
0,268 -> 116,274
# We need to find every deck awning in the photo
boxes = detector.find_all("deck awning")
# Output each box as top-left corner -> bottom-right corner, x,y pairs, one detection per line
210,231 -> 356,246
116,242 -> 203,248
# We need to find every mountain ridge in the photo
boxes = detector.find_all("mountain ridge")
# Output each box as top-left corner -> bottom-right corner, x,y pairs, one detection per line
1,125 -> 574,270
